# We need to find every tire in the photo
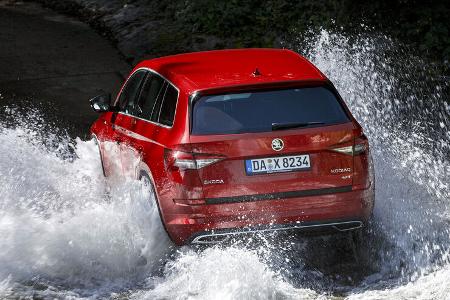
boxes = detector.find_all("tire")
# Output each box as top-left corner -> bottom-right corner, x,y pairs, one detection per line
135,172 -> 174,267
138,172 -> 167,230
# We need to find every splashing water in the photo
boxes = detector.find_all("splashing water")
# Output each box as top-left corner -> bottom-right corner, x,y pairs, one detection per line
303,30 -> 450,279
0,30 -> 449,299
0,109 -> 173,298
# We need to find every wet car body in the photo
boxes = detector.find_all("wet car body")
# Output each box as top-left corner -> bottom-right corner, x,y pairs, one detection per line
90,49 -> 375,245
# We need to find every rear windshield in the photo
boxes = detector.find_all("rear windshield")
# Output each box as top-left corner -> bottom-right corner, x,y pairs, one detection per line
192,86 -> 350,135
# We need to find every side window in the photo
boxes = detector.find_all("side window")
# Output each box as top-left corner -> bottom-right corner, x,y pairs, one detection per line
150,82 -> 168,122
135,74 -> 165,120
159,84 -> 179,126
117,70 -> 146,113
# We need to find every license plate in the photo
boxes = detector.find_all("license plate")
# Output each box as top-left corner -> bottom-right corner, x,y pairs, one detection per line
245,154 -> 311,175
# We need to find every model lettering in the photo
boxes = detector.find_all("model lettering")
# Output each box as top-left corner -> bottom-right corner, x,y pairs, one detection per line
204,179 -> 224,185
331,167 -> 352,174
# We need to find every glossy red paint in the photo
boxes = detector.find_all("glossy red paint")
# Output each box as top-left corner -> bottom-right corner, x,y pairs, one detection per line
90,49 -> 375,245
133,48 -> 327,94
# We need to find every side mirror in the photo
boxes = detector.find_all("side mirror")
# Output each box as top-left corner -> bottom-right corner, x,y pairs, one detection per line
89,93 -> 112,112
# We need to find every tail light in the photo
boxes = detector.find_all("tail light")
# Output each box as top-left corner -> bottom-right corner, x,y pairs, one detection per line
353,143 -> 367,155
354,133 -> 369,155
164,148 -> 225,170
350,132 -> 372,190
331,133 -> 368,156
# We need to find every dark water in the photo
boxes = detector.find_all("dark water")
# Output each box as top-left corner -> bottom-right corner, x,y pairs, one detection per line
0,30 -> 449,299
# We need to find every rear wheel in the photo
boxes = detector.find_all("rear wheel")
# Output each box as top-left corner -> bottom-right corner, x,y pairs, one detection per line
134,172 -> 174,266
138,173 -> 171,235
138,174 -> 164,223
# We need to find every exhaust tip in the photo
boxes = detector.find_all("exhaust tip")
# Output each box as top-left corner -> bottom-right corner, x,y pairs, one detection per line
332,221 -> 363,232
192,233 -> 230,244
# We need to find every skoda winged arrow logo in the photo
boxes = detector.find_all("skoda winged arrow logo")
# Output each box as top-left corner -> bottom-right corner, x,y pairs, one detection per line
271,138 -> 284,151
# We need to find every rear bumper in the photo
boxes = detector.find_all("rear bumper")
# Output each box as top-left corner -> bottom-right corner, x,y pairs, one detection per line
189,219 -> 364,244
164,186 -> 374,245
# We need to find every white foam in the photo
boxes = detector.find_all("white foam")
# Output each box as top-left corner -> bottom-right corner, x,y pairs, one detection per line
132,247 -> 321,300
0,123 -> 171,295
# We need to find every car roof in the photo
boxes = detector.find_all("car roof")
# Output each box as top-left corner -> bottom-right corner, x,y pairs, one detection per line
133,48 -> 327,94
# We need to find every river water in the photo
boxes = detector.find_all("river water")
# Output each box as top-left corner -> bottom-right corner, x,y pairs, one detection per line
0,31 -> 449,299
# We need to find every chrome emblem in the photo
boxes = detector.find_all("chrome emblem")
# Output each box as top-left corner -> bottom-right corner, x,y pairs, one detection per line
203,179 -> 224,185
271,138 -> 284,151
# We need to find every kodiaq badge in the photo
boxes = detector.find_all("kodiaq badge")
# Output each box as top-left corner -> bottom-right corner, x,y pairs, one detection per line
272,138 -> 284,151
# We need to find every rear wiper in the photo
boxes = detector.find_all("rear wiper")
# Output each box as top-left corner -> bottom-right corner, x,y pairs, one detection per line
271,121 -> 324,131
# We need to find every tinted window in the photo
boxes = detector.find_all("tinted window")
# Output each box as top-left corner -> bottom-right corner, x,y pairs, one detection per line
118,71 -> 146,113
159,85 -> 179,126
192,86 -> 349,135
135,74 -> 164,120
150,83 -> 168,122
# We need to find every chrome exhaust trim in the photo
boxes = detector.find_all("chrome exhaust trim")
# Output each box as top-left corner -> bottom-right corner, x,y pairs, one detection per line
190,220 -> 364,244
191,233 -> 231,244
332,221 -> 363,232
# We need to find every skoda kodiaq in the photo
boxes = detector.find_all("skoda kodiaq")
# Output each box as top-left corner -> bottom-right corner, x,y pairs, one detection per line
90,49 -> 375,245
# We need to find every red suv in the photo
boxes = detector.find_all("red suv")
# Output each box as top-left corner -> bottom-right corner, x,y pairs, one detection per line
89,49 -> 375,245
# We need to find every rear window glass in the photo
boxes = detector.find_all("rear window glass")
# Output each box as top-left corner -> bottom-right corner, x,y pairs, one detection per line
192,86 -> 350,135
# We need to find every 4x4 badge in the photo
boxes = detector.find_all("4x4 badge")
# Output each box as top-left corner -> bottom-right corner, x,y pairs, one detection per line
271,138 -> 284,151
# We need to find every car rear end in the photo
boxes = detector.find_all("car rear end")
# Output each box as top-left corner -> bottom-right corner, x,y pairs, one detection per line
163,81 -> 374,245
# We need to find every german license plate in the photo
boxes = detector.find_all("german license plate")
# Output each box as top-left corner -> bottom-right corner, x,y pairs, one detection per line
245,154 -> 311,175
